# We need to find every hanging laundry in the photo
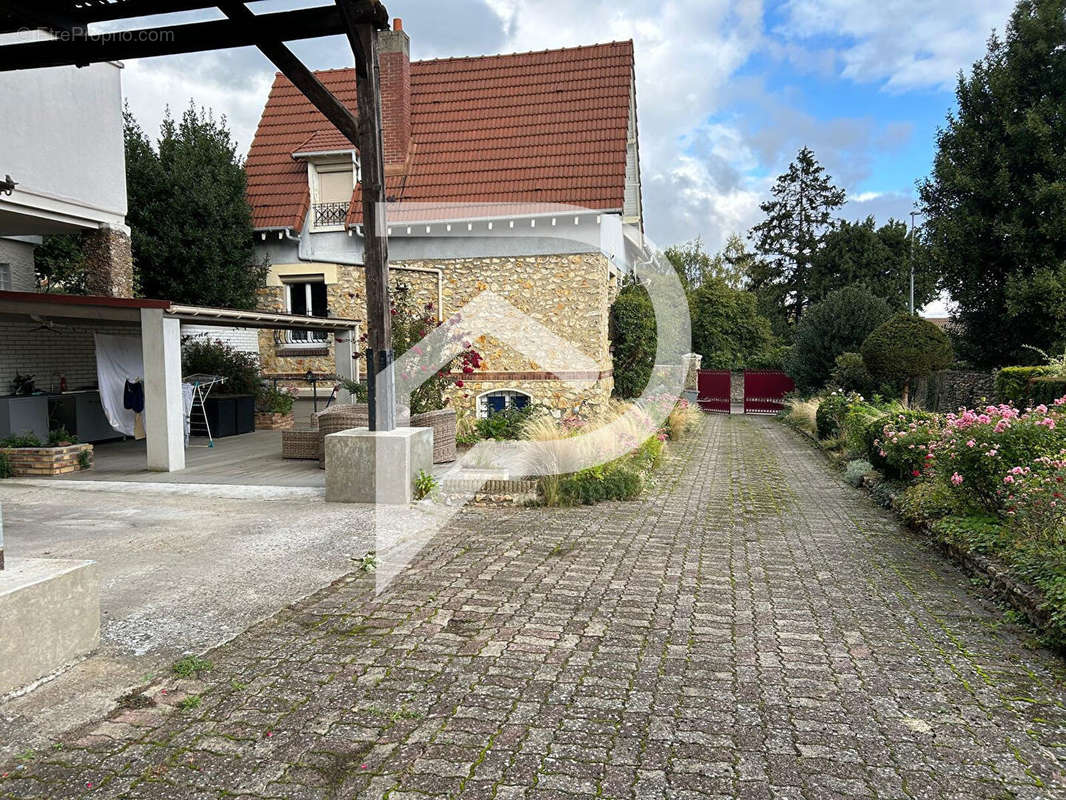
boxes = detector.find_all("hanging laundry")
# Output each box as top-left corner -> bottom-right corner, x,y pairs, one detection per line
124,379 -> 146,440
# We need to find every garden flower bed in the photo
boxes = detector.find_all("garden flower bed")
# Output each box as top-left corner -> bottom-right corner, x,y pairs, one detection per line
0,432 -> 93,477
449,396 -> 703,507
782,391 -> 1066,648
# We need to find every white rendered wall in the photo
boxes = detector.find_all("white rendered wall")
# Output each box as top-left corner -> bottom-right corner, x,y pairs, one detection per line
180,325 -> 261,356
0,47 -> 127,234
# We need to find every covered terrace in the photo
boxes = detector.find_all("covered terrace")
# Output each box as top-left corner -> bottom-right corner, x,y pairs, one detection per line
0,290 -> 359,474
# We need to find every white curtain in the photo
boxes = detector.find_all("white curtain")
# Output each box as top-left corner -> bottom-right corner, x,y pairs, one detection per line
94,333 -> 143,437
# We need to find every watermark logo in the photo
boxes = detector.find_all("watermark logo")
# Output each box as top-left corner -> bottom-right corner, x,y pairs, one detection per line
358,203 -> 691,593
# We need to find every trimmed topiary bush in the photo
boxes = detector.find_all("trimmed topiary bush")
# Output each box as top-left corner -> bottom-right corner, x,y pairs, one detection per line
861,314 -> 953,405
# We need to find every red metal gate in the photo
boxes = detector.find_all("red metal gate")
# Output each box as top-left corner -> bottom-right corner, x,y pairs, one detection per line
743,371 -> 795,414
697,370 -> 731,413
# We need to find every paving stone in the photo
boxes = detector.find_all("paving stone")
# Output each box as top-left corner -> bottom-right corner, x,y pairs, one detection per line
2,416 -> 1066,798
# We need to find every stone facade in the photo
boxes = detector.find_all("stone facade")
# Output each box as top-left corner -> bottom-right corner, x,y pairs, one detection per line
82,225 -> 133,298
257,253 -> 616,417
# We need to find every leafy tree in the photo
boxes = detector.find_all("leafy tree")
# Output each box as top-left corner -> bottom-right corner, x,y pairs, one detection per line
665,235 -> 752,291
809,217 -> 939,311
919,0 -> 1066,367
749,147 -> 846,325
688,278 -> 777,370
34,234 -> 88,294
785,285 -> 893,392
125,103 -> 266,307
609,279 -> 657,399
861,314 -> 954,405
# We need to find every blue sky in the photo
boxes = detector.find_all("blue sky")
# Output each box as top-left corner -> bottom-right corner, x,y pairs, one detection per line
118,0 -> 1017,260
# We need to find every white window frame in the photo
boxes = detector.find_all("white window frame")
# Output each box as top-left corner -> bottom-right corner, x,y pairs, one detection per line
476,389 -> 533,419
308,156 -> 357,233
0,263 -> 10,291
283,277 -> 329,346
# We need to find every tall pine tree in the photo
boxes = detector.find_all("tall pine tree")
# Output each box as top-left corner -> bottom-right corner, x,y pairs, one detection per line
125,103 -> 266,308
749,147 -> 846,325
919,0 -> 1066,367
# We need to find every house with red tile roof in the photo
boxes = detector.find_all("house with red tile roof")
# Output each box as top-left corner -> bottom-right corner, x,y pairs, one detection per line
247,21 -> 643,418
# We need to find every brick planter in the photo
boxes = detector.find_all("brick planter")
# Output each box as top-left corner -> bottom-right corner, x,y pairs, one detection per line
1,443 -> 94,476
255,412 -> 295,431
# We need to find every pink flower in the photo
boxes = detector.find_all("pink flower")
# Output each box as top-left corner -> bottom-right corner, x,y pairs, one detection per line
966,440 -> 976,448
951,472 -> 964,486
1004,475 -> 1015,484
987,449 -> 998,457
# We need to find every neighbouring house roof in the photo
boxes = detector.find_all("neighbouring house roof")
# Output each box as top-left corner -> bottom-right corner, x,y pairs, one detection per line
923,317 -> 953,330
245,41 -> 636,231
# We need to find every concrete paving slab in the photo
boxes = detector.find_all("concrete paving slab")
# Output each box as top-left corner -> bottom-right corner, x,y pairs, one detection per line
0,481 -> 377,759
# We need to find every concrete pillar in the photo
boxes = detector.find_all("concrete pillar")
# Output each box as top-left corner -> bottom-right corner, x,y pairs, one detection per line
82,224 -> 134,298
335,328 -> 358,404
140,308 -> 185,472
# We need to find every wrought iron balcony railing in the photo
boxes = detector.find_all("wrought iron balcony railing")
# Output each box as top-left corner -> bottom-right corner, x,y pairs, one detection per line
312,201 -> 349,228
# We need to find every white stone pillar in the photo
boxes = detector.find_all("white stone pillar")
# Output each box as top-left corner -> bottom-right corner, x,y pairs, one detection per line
140,308 -> 185,472
335,328 -> 358,405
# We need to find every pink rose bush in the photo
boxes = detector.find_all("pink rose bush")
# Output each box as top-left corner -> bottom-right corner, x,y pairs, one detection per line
998,451 -> 1066,543
872,412 -> 941,479
934,399 -> 1066,509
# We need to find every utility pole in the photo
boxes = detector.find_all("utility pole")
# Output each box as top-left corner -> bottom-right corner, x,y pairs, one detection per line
909,210 -> 919,314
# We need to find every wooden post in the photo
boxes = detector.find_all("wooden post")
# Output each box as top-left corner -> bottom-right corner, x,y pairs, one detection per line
338,0 -> 395,431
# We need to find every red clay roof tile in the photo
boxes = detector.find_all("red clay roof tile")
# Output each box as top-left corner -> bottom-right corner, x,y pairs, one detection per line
245,41 -> 635,230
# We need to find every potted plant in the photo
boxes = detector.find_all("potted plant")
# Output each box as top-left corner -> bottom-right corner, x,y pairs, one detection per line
364,284 -> 482,463
0,429 -> 93,477
255,384 -> 299,430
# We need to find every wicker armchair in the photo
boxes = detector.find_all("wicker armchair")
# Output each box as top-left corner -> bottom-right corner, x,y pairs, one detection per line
313,403 -> 457,466
316,404 -> 369,468
410,408 -> 456,463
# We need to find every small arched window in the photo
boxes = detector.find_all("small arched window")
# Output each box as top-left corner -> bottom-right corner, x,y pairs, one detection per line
477,389 -> 532,419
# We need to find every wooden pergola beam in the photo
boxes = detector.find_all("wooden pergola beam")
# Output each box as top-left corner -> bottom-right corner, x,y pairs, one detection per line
215,2 -> 362,147
0,5 -> 383,71
337,0 -> 395,431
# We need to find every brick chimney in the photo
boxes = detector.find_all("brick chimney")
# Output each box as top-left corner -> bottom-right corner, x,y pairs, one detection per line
378,18 -> 411,168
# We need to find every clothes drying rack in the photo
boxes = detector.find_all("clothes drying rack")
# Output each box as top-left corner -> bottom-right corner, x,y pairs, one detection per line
184,374 -> 226,448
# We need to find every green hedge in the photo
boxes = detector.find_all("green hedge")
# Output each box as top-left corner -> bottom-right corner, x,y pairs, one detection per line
1031,376 -> 1066,407
994,366 -> 1057,405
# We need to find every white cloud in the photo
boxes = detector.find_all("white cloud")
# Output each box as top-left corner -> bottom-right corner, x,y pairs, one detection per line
114,0 -> 1011,253
122,54 -> 275,156
779,0 -> 1015,91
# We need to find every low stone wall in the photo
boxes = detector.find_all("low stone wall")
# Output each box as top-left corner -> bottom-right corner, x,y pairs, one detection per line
1,444 -> 93,476
914,370 -> 996,412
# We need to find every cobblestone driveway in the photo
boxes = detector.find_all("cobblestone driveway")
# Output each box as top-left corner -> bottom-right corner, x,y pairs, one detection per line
3,415 -> 1066,799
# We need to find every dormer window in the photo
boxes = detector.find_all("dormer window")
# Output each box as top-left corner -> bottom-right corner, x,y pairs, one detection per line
310,162 -> 355,231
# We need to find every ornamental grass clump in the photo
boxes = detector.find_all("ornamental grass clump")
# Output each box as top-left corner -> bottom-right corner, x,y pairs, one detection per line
782,397 -> 819,437
517,398 -> 684,506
